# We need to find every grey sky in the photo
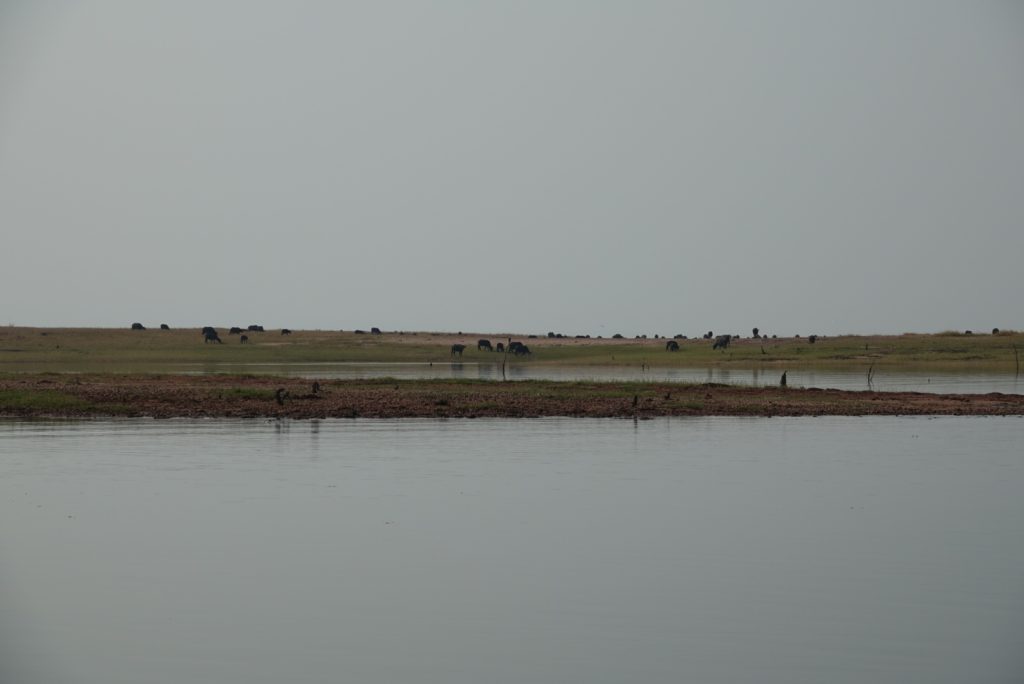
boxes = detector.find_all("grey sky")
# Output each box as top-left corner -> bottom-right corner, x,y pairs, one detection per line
1,1 -> 1021,336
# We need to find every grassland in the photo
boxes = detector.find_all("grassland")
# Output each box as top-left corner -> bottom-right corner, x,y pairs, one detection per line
0,326 -> 1021,374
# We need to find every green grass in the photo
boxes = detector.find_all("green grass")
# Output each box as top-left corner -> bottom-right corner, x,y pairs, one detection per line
1,326 -> 1022,374
0,388 -> 96,412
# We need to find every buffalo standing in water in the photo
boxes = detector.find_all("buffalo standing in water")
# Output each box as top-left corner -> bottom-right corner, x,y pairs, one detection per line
451,344 -> 466,357
477,339 -> 493,351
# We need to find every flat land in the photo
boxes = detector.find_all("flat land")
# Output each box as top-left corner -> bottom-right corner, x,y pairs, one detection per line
2,374 -> 1023,419
2,327 -> 1021,417
0,326 -> 1021,372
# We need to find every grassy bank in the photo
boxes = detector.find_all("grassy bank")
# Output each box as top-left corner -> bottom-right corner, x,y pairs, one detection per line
0,326 -> 1022,374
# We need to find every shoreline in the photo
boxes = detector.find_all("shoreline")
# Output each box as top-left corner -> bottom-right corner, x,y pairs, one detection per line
2,374 -> 1023,419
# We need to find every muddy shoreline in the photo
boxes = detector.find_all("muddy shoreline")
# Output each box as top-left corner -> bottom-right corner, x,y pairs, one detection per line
2,374 -> 1023,419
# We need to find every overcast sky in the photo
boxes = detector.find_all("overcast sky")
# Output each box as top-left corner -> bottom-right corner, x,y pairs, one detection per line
1,1 -> 1021,336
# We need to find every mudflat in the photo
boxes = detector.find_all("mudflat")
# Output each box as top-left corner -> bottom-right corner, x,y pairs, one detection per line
2,374 -> 1023,419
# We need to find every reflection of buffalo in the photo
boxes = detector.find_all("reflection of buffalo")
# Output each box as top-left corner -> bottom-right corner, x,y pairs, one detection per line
131,322 -> 145,330
240,335 -> 249,344
712,334 -> 731,350
478,339 -> 492,351
665,340 -> 679,351
495,342 -> 505,353
451,344 -> 466,357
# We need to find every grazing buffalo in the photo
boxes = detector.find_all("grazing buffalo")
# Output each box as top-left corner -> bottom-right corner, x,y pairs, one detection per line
240,335 -> 249,344
371,327 -> 382,335
495,342 -> 505,353
712,334 -> 732,350
354,329 -> 367,335
160,324 -> 170,330
247,325 -> 264,332
478,339 -> 492,351
508,341 -> 524,354
204,330 -> 222,344
229,327 -> 243,335
665,340 -> 680,351
131,322 -> 145,330
512,344 -> 531,356
451,344 -> 466,357
281,329 -> 292,335
202,326 -> 216,336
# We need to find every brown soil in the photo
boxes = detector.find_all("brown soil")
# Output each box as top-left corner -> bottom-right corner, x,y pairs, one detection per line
3,375 -> 1024,419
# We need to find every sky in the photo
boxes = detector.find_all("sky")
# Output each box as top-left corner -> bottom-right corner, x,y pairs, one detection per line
1,1 -> 1022,336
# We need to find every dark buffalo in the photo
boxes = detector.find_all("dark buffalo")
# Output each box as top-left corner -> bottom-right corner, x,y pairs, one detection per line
240,335 -> 249,344
354,329 -> 367,335
281,329 -> 292,335
495,342 -> 505,353
160,324 -> 170,330
131,322 -> 145,330
508,341 -> 524,353
202,326 -> 216,337
371,327 -> 382,335
512,344 -> 531,356
451,344 -> 466,357
247,325 -> 264,332
229,327 -> 243,335
712,334 -> 732,350
478,339 -> 492,351
204,330 -> 222,344
808,335 -> 818,344
665,340 -> 680,351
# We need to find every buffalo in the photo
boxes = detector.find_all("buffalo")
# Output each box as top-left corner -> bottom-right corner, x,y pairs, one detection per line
131,322 -> 145,330
665,340 -> 680,351
229,327 -> 243,335
160,324 -> 170,330
240,335 -> 249,344
478,339 -> 492,351
495,342 -> 505,353
204,330 -> 222,344
712,334 -> 732,350
451,344 -> 466,357
281,329 -> 292,335
371,327 -> 382,335
512,344 -> 531,356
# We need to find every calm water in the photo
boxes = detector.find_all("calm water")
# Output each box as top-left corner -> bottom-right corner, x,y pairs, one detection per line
173,362 -> 1023,394
1,417 -> 1022,683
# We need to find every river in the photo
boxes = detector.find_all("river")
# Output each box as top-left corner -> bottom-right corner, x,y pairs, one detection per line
1,417 -> 1022,683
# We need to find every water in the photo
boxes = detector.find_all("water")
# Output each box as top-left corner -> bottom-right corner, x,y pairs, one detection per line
1,417 -> 1022,683
173,361 -> 1023,394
